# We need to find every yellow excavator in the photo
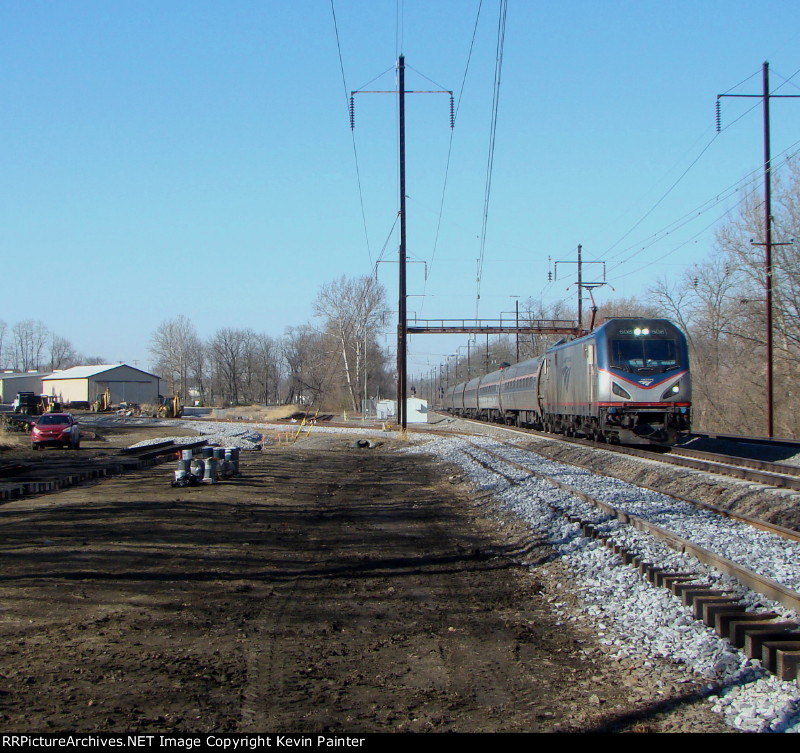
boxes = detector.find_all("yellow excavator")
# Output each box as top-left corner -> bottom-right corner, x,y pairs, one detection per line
156,394 -> 182,419
91,388 -> 112,412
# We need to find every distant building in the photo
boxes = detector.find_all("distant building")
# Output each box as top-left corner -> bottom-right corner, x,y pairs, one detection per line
42,364 -> 161,405
406,397 -> 428,423
0,371 -> 52,403
376,399 -> 396,420
375,398 -> 428,423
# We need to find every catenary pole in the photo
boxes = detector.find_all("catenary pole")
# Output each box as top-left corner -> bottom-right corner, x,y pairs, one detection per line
763,62 -> 774,438
397,56 -> 407,430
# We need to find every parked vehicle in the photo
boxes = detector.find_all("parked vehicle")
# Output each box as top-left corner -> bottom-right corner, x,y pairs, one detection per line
156,395 -> 182,419
31,413 -> 81,450
13,392 -> 41,414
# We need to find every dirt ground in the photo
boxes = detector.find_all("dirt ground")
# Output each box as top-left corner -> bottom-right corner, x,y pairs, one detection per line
0,431 -> 733,733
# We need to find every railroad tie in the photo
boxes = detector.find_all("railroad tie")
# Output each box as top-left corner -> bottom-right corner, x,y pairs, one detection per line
729,619 -> 798,650
744,632 -> 800,667
760,644 -> 800,682
690,594 -> 738,621
702,601 -> 746,628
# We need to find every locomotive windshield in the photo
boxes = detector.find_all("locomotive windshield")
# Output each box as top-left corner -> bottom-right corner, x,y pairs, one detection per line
611,338 -> 679,372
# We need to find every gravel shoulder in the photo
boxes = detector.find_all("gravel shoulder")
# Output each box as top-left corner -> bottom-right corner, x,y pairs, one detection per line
0,432 -> 731,732
424,416 -> 800,531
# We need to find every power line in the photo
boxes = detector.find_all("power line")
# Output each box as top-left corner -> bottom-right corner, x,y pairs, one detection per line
601,67 -> 765,262
423,0 -> 483,298
475,0 -> 507,317
329,0 -> 373,268
610,180 -> 763,283
606,136 -> 800,272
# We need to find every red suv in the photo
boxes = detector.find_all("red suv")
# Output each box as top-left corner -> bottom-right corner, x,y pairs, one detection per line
31,413 -> 81,450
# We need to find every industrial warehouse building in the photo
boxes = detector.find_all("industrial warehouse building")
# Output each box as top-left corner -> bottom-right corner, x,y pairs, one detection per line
42,364 -> 161,405
0,371 -> 52,403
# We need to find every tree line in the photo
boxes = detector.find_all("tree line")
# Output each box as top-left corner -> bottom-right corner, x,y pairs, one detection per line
652,160 -> 800,436
149,275 -> 394,409
0,319 -> 104,373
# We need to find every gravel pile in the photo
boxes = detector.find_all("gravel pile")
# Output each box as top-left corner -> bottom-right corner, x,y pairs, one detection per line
125,420 -> 415,451
125,420 -> 263,450
403,433 -> 800,733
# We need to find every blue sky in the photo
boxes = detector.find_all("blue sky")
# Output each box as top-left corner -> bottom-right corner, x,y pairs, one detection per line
2,1 -> 799,378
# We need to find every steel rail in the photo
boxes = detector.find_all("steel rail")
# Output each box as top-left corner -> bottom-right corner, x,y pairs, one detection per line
669,446 -> 800,477
421,414 -> 800,542
491,438 -> 800,544
463,440 -> 800,615
434,413 -> 800,493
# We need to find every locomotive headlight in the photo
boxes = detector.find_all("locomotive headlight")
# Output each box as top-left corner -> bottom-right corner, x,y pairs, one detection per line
612,382 -> 631,399
661,382 -> 681,399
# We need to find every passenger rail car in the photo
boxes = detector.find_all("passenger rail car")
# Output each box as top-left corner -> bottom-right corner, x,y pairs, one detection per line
442,318 -> 691,445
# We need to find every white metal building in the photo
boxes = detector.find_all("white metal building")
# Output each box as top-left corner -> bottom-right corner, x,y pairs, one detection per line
0,371 -> 52,403
375,398 -> 428,423
406,397 -> 428,423
42,364 -> 161,405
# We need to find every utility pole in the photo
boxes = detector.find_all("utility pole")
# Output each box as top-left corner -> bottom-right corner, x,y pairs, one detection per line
350,58 -> 452,431
554,246 -> 606,335
717,61 -> 799,437
398,56 -> 407,430
577,243 -> 583,334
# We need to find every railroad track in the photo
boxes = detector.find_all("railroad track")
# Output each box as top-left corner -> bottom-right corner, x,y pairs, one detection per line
456,437 -> 800,685
430,414 -> 800,493
0,439 -> 208,502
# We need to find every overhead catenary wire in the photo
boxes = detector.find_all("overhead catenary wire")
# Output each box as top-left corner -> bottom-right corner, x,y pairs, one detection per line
606,144 -> 800,290
475,0 -> 507,318
610,180 -> 763,283
603,65 -> 800,274
330,0 -> 374,268
421,0 -> 483,302
605,135 -> 800,276
600,67 -> 765,263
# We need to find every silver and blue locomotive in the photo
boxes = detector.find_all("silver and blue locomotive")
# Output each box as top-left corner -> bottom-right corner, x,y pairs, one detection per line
443,318 -> 691,445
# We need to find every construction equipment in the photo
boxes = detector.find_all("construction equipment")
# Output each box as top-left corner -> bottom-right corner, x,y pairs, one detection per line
12,392 -> 41,414
91,388 -> 112,412
41,395 -> 62,413
156,395 -> 182,419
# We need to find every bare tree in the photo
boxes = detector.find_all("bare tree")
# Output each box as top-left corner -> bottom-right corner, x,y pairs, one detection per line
282,325 -> 328,405
49,334 -> 78,371
249,333 -> 281,405
518,297 -> 573,360
0,320 -> 7,370
187,341 -> 208,406
12,320 -> 49,371
593,296 -> 662,321
149,315 -> 200,400
79,354 -> 108,366
647,160 -> 800,435
313,276 -> 388,411
209,328 -> 248,405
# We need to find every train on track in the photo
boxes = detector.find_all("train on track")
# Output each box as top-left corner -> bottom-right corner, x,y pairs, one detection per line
441,318 -> 691,445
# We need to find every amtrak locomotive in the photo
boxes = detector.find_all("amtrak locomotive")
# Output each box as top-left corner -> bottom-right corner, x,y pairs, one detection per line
442,318 -> 691,445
